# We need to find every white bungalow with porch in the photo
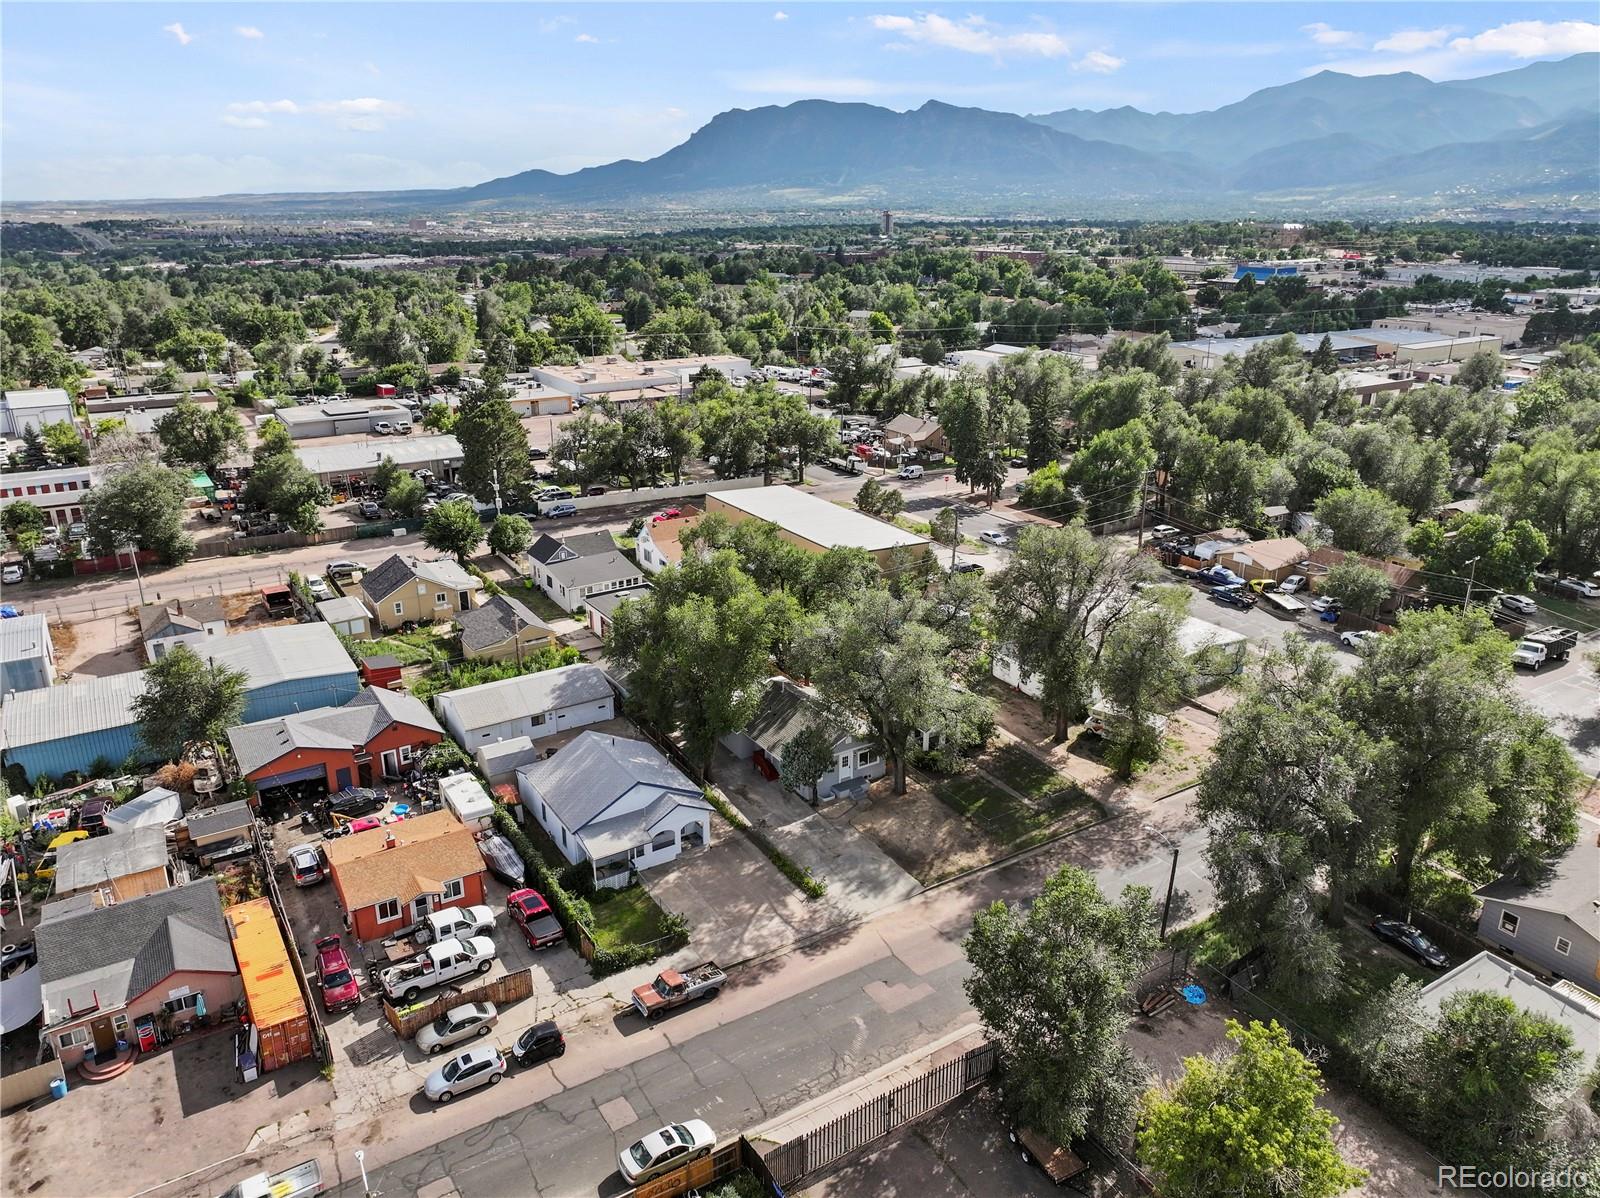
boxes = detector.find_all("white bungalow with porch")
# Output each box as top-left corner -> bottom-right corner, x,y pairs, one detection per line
514,731 -> 712,889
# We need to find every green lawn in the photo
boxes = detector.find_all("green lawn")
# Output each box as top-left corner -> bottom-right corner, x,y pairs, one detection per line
983,743 -> 1067,801
932,770 -> 1102,851
1532,591 -> 1600,633
589,885 -> 675,952
512,579 -> 572,622
366,626 -> 453,666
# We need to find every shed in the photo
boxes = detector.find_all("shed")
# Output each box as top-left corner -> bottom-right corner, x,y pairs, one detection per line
438,772 -> 495,829
360,655 -> 404,691
316,596 -> 373,640
0,613 -> 56,695
185,801 -> 255,848
475,736 -> 543,784
104,787 -> 184,835
225,899 -> 312,1072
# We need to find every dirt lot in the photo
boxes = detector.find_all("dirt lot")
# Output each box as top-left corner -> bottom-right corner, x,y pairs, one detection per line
828,776 -> 1006,886
51,610 -> 142,677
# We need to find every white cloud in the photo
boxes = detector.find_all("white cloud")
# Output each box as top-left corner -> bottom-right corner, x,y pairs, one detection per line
228,99 -> 302,115
870,13 -> 1069,59
162,22 -> 193,46
221,97 -> 410,131
575,33 -> 600,44
537,16 -> 574,34
1373,28 -> 1453,54
1072,50 -> 1124,74
221,115 -> 269,129
1302,22 -> 1364,49
773,11 -> 789,21
235,25 -> 264,40
364,62 -> 382,77
722,70 -> 1027,99
1447,20 -> 1599,59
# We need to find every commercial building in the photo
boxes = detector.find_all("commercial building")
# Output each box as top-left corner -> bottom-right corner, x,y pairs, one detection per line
703,485 -> 929,570
531,355 -> 754,405
0,388 -> 76,437
0,613 -> 56,695
278,435 -> 464,488
0,464 -> 96,528
271,399 -> 413,439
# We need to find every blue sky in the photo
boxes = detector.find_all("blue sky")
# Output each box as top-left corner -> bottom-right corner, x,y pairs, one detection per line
4,3 -> 1596,200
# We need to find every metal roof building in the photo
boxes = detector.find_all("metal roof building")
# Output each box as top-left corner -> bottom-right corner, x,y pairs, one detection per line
230,434 -> 464,485
1,612 -> 56,696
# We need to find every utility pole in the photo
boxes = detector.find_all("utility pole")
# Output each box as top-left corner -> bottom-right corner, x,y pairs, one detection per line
949,505 -> 959,571
1136,473 -> 1151,549
124,541 -> 147,606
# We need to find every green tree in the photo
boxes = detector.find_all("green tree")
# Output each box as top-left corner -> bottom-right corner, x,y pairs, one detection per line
384,474 -> 426,518
487,513 -> 533,558
422,401 -> 458,433
456,368 -> 530,505
853,476 -> 904,520
964,865 -> 1159,1147
992,525 -> 1150,739
928,506 -> 960,549
1,501 -> 45,539
1456,350 -> 1505,394
1484,429 -> 1600,577
370,455 -> 402,500
987,350 -> 1074,468
242,442 -> 327,535
154,395 -> 247,476
1312,485 -> 1410,558
939,377 -> 1007,499
655,398 -> 700,485
605,549 -> 798,779
1097,601 -> 1192,777
824,339 -> 893,413
1317,560 -> 1391,616
779,720 -> 840,803
1309,334 -> 1338,374
1405,512 -> 1550,599
41,421 -> 89,467
421,499 -> 485,564
1138,1020 -> 1366,1198
84,462 -> 194,564
1066,420 -> 1154,526
133,645 -> 247,760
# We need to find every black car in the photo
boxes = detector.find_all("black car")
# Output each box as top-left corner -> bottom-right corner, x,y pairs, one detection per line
527,447 -> 549,461
952,562 -> 984,575
1209,585 -> 1257,610
1369,916 -> 1450,969
513,1021 -> 565,1066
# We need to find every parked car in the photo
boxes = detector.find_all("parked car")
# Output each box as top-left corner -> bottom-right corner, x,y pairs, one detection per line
527,447 -> 549,461
1339,630 -> 1380,650
543,502 -> 578,519
218,1160 -> 323,1198
632,962 -> 725,1019
507,889 -> 564,950
1310,595 -> 1340,613
359,500 -> 383,519
1246,578 -> 1279,594
1196,565 -> 1246,588
1496,592 -> 1538,616
305,576 -> 331,600
373,421 -> 394,435
978,530 -> 1011,548
423,1044 -> 506,1103
897,464 -> 924,480
287,844 -> 325,887
1149,524 -> 1179,540
1554,577 -> 1600,599
326,559 -> 361,578
315,936 -> 361,1012
1209,586 -> 1256,610
1369,916 -> 1450,969
537,486 -> 572,501
1277,574 -> 1307,594
2,564 -> 24,585
379,936 -> 496,1003
412,904 -> 496,945
952,562 -> 984,575
415,1001 -> 499,1055
512,1021 -> 566,1066
618,1120 -> 717,1185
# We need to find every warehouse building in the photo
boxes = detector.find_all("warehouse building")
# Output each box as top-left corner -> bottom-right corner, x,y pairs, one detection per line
271,398 -> 414,440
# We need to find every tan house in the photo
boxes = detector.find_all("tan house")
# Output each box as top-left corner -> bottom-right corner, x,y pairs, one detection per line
882,413 -> 948,458
1215,536 -> 1308,583
36,879 -> 243,1067
52,825 -> 174,904
705,485 -> 929,572
455,594 -> 557,662
359,553 -> 484,631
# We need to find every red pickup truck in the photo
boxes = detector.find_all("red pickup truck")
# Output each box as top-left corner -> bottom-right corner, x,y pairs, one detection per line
315,935 -> 361,1012
507,889 -> 564,950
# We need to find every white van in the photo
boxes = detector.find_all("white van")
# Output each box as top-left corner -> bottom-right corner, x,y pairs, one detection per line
1084,702 -> 1169,739
898,464 -> 925,480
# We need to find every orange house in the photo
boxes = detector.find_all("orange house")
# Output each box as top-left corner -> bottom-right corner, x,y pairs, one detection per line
323,810 -> 490,942
225,688 -> 444,797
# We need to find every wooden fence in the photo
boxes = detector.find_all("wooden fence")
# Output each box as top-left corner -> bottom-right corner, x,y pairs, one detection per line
629,1141 -> 745,1198
381,967 -> 535,1039
759,1041 -> 997,1189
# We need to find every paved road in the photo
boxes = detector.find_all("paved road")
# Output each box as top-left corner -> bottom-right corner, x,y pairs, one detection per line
325,804 -> 1209,1198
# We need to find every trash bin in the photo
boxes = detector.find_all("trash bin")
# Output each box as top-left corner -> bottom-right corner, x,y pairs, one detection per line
49,1076 -> 67,1101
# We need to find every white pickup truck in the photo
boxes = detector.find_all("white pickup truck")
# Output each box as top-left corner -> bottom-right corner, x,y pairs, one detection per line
217,1160 -> 322,1198
379,936 -> 497,1003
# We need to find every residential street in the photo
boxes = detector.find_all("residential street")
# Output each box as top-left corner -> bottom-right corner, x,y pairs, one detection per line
191,799 -> 1207,1198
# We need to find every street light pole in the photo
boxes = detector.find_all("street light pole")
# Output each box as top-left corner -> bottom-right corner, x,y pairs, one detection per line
1142,823 -> 1180,940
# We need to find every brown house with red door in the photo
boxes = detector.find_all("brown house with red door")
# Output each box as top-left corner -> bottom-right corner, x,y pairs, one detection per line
225,688 -> 444,798
323,810 -> 489,942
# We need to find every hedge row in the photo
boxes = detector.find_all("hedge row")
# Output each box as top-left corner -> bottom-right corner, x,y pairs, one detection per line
703,789 -> 827,900
491,806 -> 594,934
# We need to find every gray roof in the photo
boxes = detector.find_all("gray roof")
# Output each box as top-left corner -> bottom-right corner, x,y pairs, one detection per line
316,595 -> 370,623
138,597 -> 226,640
1420,953 -> 1600,1075
545,551 -> 640,591
37,879 -> 233,1028
455,595 -> 553,653
3,387 -> 72,410
184,800 -> 255,841
53,824 -> 169,893
1477,814 -> 1600,929
226,687 -> 442,774
360,553 -> 480,602
0,672 -> 147,751
0,612 -> 51,662
104,788 -> 183,833
529,530 -> 616,567
284,434 -> 463,478
584,585 -> 654,620
200,623 -> 355,687
743,678 -> 865,758
437,663 -> 613,733
517,730 -> 699,834
578,791 -> 712,859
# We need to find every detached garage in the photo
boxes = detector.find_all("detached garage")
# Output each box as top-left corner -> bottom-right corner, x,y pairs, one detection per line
435,663 -> 615,749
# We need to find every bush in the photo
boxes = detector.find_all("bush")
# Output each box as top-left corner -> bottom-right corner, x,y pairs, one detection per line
703,789 -> 826,899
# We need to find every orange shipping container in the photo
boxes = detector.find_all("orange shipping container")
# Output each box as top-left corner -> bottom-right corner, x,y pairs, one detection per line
226,899 -> 313,1072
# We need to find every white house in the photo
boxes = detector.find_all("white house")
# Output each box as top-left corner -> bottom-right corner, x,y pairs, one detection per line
527,532 -> 644,614
138,597 -> 228,662
0,613 -> 56,697
435,662 -> 615,748
1,388 -> 76,437
0,464 -> 96,529
994,615 -> 1247,701
516,731 -> 712,887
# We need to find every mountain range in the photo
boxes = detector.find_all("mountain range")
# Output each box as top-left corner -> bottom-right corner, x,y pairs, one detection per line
19,54 -> 1600,217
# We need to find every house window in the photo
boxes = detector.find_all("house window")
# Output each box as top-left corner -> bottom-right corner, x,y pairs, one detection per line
857,748 -> 882,768
113,1014 -> 129,1033
393,601 -> 404,616
630,844 -> 650,860
530,713 -> 545,726
376,898 -> 401,922
58,1027 -> 91,1049
163,993 -> 201,1014
441,878 -> 465,901
1498,911 -> 1519,936
1555,936 -> 1572,956
560,827 -> 567,846
398,744 -> 413,763
542,802 -> 550,823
